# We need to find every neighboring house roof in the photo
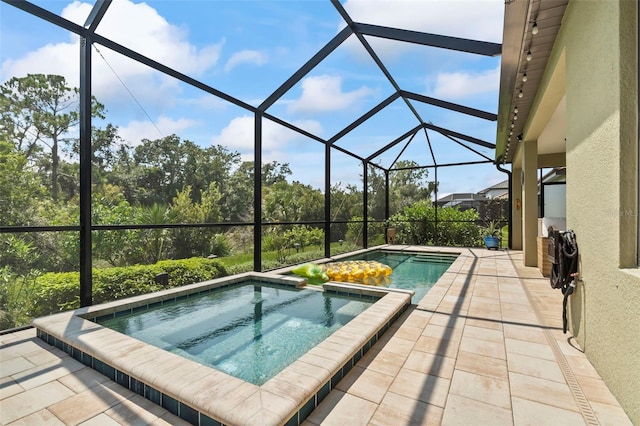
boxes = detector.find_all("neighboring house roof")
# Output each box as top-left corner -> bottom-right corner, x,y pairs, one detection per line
436,193 -> 488,209
437,193 -> 482,202
477,179 -> 509,195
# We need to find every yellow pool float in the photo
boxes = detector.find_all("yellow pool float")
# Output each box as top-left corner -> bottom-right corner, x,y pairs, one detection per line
321,260 -> 392,286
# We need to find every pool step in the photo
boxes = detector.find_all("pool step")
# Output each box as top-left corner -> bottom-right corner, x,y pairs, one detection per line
413,254 -> 457,264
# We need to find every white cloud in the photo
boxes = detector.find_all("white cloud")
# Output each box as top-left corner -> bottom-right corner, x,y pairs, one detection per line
62,0 -> 224,75
430,66 -> 500,99
118,116 -> 200,146
224,50 -> 267,73
287,75 -> 373,115
342,0 -> 504,42
340,0 -> 504,59
211,115 -> 323,153
1,0 -> 224,106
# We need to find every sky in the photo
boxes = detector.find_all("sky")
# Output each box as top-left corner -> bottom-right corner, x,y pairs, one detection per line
0,0 -> 506,197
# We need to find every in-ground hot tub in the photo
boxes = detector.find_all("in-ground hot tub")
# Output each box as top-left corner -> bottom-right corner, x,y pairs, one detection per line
33,272 -> 412,425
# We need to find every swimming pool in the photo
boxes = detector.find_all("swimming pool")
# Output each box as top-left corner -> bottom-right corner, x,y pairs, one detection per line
96,281 -> 374,385
33,272 -> 412,425
334,250 -> 457,303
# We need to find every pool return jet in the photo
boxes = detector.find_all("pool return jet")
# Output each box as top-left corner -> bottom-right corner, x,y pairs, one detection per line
548,228 -> 579,334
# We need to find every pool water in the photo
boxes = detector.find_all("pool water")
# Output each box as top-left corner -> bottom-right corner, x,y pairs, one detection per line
339,251 -> 456,303
97,281 -> 374,385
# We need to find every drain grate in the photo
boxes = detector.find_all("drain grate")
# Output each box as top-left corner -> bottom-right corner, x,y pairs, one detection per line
546,331 -> 599,425
512,258 -> 599,425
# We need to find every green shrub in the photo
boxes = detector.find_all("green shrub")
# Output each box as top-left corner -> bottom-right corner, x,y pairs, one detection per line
30,258 -> 227,318
389,202 -> 482,247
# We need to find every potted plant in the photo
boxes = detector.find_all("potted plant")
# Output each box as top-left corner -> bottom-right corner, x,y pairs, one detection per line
481,221 -> 501,250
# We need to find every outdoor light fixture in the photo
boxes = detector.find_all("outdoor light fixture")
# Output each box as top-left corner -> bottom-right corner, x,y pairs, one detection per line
514,107 -> 519,114
522,73 -> 528,82
532,22 -> 539,35
511,122 -> 515,128
518,90 -> 524,98
526,51 -> 532,61
514,115 -> 518,120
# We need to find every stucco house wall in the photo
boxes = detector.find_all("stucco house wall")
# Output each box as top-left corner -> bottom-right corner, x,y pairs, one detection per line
555,0 -> 639,421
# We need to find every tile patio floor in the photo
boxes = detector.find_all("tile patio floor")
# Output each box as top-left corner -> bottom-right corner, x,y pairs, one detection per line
0,248 -> 633,425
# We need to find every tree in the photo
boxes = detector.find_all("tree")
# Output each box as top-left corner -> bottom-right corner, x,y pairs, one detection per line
0,74 -> 104,202
167,184 -> 223,259
0,140 -> 46,226
262,181 -> 323,223
389,160 -> 437,214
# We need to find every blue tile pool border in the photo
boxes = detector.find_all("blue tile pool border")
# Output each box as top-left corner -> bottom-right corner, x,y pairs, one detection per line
36,303 -> 408,426
33,272 -> 412,426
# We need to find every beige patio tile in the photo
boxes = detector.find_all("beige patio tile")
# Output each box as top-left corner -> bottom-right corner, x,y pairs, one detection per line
459,335 -> 506,360
358,348 -> 406,377
369,391 -> 443,426
468,300 -> 501,314
0,377 -> 24,400
500,301 -> 532,312
22,346 -> 67,366
4,409 -> 65,426
377,336 -> 415,357
0,336 -> 48,362
389,324 -> 424,342
509,372 -> 580,412
502,323 -> 548,344
404,350 -> 456,379
441,394 -> 512,426
464,316 -> 503,331
335,365 -> 394,404
507,352 -> 565,383
511,396 -> 584,425
468,295 -> 500,305
48,380 -> 134,425
564,354 -> 601,378
400,309 -> 433,329
421,323 -> 463,341
455,350 -> 508,381
413,334 -> 460,358
78,413 -> 121,426
103,394 -> 169,426
500,310 -> 539,324
0,356 -> 35,379
504,337 -> 555,361
388,369 -> 450,408
462,324 -> 504,343
305,390 -> 378,425
56,366 -> 110,394
427,312 -> 465,329
466,307 -> 502,322
589,400 -> 634,425
0,381 -> 75,424
574,375 -> 624,406
471,287 -> 501,299
449,369 -> 511,409
11,356 -> 86,391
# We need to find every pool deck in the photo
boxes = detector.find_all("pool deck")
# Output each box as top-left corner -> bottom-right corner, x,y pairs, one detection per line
0,247 -> 633,425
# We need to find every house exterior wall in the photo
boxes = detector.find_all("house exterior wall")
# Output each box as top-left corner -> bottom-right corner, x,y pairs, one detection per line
558,0 -> 639,421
